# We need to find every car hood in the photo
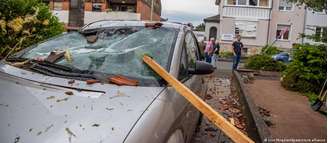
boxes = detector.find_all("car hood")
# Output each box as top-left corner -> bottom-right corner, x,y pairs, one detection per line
0,64 -> 164,143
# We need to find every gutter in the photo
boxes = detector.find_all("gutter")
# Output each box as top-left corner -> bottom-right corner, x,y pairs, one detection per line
266,0 -> 273,45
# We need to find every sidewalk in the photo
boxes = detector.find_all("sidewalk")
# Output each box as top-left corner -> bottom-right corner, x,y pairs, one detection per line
245,73 -> 327,141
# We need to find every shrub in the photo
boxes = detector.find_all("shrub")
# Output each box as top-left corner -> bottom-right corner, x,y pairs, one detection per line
261,45 -> 282,56
220,51 -> 234,58
245,54 -> 286,71
281,44 -> 326,93
0,0 -> 64,58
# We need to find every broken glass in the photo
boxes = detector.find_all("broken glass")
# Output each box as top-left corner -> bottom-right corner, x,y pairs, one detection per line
21,26 -> 178,82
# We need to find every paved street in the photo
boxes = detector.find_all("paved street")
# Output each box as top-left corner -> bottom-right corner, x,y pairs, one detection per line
191,61 -> 244,143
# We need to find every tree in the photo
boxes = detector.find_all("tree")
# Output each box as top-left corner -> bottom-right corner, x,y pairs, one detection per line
288,0 -> 326,12
194,23 -> 205,31
0,0 -> 64,58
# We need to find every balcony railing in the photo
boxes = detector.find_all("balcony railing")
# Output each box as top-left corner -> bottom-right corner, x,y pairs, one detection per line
222,5 -> 271,19
84,11 -> 141,24
52,11 -> 141,26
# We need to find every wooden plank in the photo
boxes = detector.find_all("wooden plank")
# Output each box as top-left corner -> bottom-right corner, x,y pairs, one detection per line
143,56 -> 254,143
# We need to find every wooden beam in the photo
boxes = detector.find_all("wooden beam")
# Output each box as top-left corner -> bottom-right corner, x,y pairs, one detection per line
143,55 -> 254,143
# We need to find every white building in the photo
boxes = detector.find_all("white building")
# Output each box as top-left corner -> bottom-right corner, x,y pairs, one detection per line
205,0 -> 326,56
303,8 -> 327,44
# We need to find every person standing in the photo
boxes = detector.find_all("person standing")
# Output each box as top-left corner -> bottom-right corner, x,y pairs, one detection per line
212,40 -> 220,68
232,35 -> 243,70
204,38 -> 215,63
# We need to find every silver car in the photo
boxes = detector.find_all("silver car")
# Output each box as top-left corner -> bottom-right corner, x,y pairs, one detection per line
0,21 -> 214,143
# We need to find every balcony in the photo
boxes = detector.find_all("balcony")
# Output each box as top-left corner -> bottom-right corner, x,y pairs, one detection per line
52,11 -> 141,25
222,5 -> 271,20
84,11 -> 141,24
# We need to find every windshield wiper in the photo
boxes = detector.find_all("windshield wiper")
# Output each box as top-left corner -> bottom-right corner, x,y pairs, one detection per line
29,61 -> 98,80
6,57 -> 98,80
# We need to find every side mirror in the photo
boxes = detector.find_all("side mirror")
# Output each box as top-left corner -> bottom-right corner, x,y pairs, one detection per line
188,61 -> 214,75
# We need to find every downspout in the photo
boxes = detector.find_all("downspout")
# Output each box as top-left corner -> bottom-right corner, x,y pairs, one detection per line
302,6 -> 307,44
266,0 -> 273,45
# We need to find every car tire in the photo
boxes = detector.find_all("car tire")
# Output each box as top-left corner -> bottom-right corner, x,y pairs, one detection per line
167,130 -> 185,143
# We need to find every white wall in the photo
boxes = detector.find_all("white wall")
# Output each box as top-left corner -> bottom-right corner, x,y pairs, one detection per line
303,9 -> 327,44
205,22 -> 220,40
84,12 -> 141,24
52,10 -> 69,24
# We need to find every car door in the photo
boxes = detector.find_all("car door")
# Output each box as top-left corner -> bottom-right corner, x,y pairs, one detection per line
177,31 -> 206,143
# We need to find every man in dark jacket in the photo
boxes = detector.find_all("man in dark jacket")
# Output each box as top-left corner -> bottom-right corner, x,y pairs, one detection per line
232,35 -> 243,70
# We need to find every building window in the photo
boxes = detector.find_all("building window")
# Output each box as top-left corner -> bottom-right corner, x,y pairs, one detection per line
314,27 -> 327,42
53,2 -> 62,10
92,3 -> 102,11
238,0 -> 247,5
249,0 -> 257,6
276,25 -> 291,40
227,0 -> 237,5
235,21 -> 257,38
226,0 -> 268,7
279,0 -> 293,11
259,0 -> 269,6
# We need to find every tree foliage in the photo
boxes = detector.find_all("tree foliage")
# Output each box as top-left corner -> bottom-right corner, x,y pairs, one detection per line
261,45 -> 282,56
281,44 -> 327,94
288,0 -> 326,12
0,0 -> 64,58
194,23 -> 205,31
245,54 -> 287,72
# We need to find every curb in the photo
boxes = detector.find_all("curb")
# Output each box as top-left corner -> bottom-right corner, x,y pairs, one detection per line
233,70 -> 271,143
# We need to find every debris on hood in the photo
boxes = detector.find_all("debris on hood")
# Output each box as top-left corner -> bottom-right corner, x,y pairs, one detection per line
64,49 -> 73,63
109,75 -> 139,86
68,80 -> 75,85
9,60 -> 30,68
86,79 -> 100,85
105,107 -> 114,111
46,96 -> 55,100
65,127 -> 76,143
92,124 -> 100,127
56,97 -> 69,102
65,91 -> 74,96
14,136 -> 20,143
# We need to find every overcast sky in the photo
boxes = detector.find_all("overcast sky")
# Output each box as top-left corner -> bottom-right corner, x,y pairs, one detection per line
161,0 -> 218,26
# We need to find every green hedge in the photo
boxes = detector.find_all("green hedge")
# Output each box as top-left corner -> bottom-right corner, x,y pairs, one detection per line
0,0 -> 64,58
245,54 -> 286,72
219,51 -> 234,58
261,45 -> 282,56
281,44 -> 326,94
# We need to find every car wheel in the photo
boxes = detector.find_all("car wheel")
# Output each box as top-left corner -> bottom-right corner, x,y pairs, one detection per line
167,130 -> 185,143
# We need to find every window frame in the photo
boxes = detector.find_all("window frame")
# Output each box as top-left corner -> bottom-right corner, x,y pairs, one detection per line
225,0 -> 270,7
314,26 -> 327,42
278,0 -> 293,11
276,24 -> 291,41
177,31 -> 201,81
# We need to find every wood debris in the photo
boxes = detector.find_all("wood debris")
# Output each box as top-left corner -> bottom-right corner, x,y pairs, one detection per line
86,79 -> 100,85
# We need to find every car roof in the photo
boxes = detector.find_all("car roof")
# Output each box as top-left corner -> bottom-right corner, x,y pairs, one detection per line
81,20 -> 191,31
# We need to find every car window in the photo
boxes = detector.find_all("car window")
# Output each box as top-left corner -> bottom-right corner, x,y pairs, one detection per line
20,26 -> 178,84
178,46 -> 189,81
185,32 -> 199,69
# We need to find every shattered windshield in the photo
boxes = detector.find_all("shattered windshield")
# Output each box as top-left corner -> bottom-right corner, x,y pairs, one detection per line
20,26 -> 178,84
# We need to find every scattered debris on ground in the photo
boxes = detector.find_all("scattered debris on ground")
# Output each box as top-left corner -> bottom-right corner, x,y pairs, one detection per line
192,72 -> 247,143
258,106 -> 274,127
